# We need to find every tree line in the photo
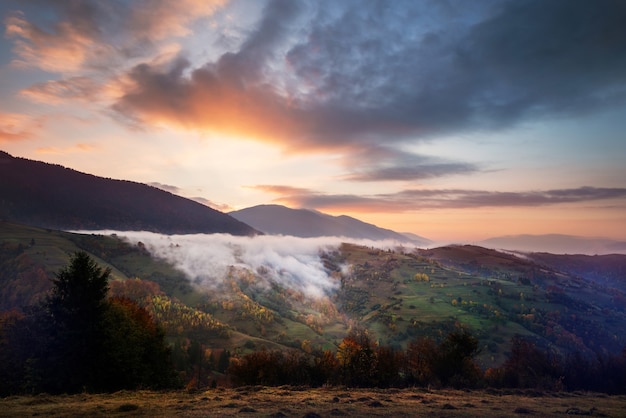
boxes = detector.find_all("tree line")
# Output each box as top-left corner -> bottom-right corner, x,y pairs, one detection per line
0,252 -> 177,394
1,253 -> 625,395
227,329 -> 626,394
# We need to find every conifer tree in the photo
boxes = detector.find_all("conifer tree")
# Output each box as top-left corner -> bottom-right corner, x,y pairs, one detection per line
44,251 -> 110,392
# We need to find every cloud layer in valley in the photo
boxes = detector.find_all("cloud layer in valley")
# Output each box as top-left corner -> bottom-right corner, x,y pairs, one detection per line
98,231 -> 414,299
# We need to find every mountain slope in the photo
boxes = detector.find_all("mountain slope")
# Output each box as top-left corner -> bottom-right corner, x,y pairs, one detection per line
0,151 -> 256,235
525,252 -> 626,292
2,222 -> 625,368
230,204 -> 430,244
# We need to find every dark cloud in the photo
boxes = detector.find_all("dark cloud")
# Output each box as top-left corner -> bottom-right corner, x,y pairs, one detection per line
257,185 -> 626,212
108,0 -> 626,182
284,0 -> 626,136
341,147 -> 479,181
9,0 -> 625,183
457,0 -> 626,124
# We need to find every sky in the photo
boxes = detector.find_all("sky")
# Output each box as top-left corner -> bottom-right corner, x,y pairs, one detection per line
1,0 -> 625,242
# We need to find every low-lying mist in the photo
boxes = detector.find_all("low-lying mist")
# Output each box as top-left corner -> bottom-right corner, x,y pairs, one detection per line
90,231 -> 414,299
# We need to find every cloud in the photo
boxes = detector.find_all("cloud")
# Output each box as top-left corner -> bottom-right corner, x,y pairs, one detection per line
3,0 -> 227,124
106,0 -> 626,184
340,146 -> 479,182
20,76 -> 103,104
0,111 -> 40,143
128,0 -> 227,41
457,0 -> 626,123
94,231 -> 413,299
111,55 -> 298,138
94,232 -> 336,298
35,143 -> 99,155
112,0 -> 309,144
4,1 -> 227,73
255,185 -> 626,212
248,184 -> 312,196
4,9 -> 106,72
6,0 -> 626,185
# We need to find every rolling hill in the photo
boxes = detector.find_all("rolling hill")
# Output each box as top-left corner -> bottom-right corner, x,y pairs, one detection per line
0,151 -> 256,235
230,204 -> 430,245
2,221 -> 625,371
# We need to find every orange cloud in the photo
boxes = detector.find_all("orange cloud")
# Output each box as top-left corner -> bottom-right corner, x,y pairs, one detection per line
4,1 -> 226,75
129,0 -> 227,40
0,112 -> 40,143
20,77 -> 102,104
248,185 -> 312,196
113,58 -> 310,149
36,143 -> 99,155
5,11 -> 106,73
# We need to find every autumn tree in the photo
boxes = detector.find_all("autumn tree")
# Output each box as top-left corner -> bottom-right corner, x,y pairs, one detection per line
336,328 -> 378,386
404,337 -> 438,386
98,297 -> 177,391
0,252 -> 178,394
434,329 -> 482,387
500,336 -> 562,389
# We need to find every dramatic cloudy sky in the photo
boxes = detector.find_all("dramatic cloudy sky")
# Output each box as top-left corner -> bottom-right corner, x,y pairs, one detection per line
1,0 -> 625,241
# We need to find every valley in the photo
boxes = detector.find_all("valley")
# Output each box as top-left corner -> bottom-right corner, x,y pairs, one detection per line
2,220 -> 625,386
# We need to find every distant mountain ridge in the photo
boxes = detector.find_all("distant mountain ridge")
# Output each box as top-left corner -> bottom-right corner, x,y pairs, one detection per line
0,151 -> 256,235
230,204 -> 431,245
479,234 -> 626,255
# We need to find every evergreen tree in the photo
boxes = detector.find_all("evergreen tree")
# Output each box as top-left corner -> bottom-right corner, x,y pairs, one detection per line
0,252 -> 178,394
44,251 -> 111,392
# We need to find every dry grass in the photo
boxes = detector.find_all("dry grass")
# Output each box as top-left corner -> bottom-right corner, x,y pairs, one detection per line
1,387 -> 625,417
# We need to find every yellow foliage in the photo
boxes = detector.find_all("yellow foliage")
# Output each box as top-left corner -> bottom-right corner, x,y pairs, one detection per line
414,273 -> 430,282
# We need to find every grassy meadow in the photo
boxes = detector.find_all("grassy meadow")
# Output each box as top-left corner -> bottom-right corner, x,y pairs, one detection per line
2,387 -> 625,417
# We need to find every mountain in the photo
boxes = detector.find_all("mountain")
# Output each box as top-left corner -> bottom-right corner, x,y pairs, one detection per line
0,151 -> 256,235
401,231 -> 431,244
2,222 -> 625,370
230,204 -> 430,245
479,234 -> 626,255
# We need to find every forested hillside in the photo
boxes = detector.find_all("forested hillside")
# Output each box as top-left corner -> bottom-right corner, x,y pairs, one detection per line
0,151 -> 256,235
1,222 -> 625,392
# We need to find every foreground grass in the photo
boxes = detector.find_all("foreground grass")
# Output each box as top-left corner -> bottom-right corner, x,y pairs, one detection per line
1,387 -> 625,417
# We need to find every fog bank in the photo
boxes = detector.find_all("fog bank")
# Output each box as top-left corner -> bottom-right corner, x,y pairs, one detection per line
88,231 -> 414,298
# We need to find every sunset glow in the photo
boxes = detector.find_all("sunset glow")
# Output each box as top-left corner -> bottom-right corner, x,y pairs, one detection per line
1,0 -> 625,242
